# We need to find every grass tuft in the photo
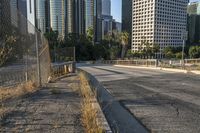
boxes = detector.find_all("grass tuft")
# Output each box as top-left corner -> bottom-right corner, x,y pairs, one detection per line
79,73 -> 104,133
0,81 -> 37,119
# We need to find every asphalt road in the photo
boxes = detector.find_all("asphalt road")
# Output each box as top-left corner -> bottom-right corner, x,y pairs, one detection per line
79,64 -> 200,133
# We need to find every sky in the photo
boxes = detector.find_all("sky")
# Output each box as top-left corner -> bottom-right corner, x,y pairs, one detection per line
111,0 -> 200,23
111,0 -> 121,23
190,0 -> 199,2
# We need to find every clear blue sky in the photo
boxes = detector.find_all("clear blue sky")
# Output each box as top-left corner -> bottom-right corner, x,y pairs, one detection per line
111,0 -> 200,23
111,0 -> 121,23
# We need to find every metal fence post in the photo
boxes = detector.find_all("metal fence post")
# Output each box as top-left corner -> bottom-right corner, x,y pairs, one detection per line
35,33 -> 41,86
25,52 -> 28,81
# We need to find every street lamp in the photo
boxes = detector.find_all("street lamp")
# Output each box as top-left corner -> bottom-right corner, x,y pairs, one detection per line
181,30 -> 188,69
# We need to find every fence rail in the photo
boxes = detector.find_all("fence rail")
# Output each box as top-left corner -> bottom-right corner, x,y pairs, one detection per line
51,62 -> 76,79
100,60 -> 158,67
96,59 -> 200,71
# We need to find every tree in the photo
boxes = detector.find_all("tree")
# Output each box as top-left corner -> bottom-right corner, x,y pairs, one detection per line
0,35 -> 16,66
44,29 -> 59,49
189,46 -> 200,58
86,27 -> 94,42
163,46 -> 175,59
120,32 -> 129,59
126,49 -> 133,59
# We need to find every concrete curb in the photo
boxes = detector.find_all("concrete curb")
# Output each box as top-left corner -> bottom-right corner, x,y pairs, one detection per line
78,69 -> 112,133
114,65 -> 200,74
78,68 -> 149,133
190,70 -> 200,75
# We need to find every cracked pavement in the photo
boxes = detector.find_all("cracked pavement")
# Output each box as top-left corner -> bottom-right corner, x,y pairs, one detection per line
0,74 -> 84,133
79,64 -> 200,133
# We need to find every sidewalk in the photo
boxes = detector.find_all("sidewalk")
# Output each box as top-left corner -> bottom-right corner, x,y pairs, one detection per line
0,74 -> 84,133
114,65 -> 200,75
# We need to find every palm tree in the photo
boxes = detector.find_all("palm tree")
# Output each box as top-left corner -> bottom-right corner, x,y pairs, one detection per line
86,27 -> 94,43
120,32 -> 129,59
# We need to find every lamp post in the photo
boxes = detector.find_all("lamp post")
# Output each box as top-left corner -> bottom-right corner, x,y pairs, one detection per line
181,30 -> 188,69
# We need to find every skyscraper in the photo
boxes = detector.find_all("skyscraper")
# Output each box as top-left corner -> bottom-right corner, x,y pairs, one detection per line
101,0 -> 112,39
0,0 -> 12,36
102,15 -> 112,39
66,0 -> 73,34
73,0 -> 85,34
17,0 -> 27,17
122,0 -> 132,36
132,0 -> 188,54
95,0 -> 102,42
102,0 -> 111,16
187,2 -> 200,44
50,0 -> 66,39
27,0 -> 35,26
85,0 -> 94,32
10,0 -> 18,27
85,0 -> 102,43
35,0 -> 46,33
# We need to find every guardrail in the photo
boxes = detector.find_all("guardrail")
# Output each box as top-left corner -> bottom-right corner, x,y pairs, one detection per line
100,59 -> 158,67
51,62 -> 76,79
95,59 -> 200,71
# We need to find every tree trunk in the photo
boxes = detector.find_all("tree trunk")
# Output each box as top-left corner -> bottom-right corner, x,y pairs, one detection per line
121,45 -> 126,59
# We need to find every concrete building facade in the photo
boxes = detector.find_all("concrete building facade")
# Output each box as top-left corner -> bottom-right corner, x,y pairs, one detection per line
102,15 -> 113,39
122,0 -> 132,34
132,0 -> 189,53
102,0 -> 111,16
187,2 -> 200,44
50,0 -> 66,39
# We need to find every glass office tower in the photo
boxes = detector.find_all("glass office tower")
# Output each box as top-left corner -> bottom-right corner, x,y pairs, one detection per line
35,0 -> 46,33
50,0 -> 66,39
187,2 -> 200,44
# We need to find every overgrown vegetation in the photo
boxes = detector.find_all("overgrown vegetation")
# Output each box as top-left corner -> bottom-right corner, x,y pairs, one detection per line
0,26 -> 35,67
79,73 -> 104,133
44,29 -> 129,61
0,82 -> 37,119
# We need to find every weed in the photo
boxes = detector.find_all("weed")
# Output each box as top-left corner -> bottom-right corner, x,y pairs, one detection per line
79,73 -> 104,133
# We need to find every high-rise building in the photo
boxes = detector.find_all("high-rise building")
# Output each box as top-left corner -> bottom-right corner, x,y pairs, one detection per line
66,0 -> 73,34
10,0 -> 18,27
187,2 -> 200,44
17,0 -> 28,34
85,0 -> 102,43
101,0 -> 112,39
112,20 -> 121,33
102,0 -> 111,16
35,0 -> 47,33
122,0 -> 132,35
0,0 -> 12,36
17,0 -> 27,17
45,0 -> 50,32
132,0 -> 188,54
85,0 -> 94,32
73,0 -> 85,34
50,0 -> 66,39
27,0 -> 35,26
102,15 -> 113,39
27,0 -> 35,33
94,0 -> 102,43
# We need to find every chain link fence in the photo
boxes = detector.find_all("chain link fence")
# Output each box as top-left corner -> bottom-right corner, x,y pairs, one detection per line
0,0 -> 51,87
